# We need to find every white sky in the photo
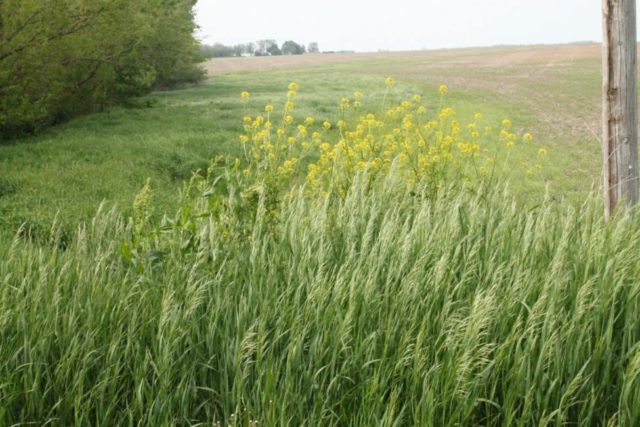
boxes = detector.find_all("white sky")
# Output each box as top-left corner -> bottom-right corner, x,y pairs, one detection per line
194,0 -> 605,52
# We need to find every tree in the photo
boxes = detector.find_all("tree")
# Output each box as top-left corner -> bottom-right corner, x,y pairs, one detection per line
143,0 -> 204,88
245,42 -> 256,56
281,40 -> 305,55
207,43 -> 234,57
307,42 -> 319,53
266,42 -> 282,56
256,39 -> 278,56
0,0 -> 204,139
232,44 -> 246,57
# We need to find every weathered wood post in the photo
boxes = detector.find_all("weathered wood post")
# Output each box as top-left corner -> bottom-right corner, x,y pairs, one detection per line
602,0 -> 639,219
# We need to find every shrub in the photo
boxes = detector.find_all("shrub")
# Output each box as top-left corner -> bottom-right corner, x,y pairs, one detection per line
0,0 -> 204,139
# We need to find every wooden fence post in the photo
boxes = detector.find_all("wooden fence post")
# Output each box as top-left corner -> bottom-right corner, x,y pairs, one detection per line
602,0 -> 639,219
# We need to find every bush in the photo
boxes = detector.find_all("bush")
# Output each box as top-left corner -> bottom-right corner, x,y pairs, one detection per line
0,0 -> 204,139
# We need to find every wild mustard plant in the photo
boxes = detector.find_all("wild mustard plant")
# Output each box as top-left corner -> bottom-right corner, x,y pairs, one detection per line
126,79 -> 547,263
238,79 -> 547,200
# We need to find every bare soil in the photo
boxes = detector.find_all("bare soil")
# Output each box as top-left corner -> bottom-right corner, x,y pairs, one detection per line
202,44 -> 602,75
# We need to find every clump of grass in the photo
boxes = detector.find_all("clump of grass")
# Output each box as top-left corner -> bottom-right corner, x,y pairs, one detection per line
1,179 -> 640,425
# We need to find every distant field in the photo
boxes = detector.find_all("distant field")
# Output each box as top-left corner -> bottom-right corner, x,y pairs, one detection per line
205,43 -> 604,150
0,44 -> 605,239
206,44 -> 604,196
203,44 -> 601,76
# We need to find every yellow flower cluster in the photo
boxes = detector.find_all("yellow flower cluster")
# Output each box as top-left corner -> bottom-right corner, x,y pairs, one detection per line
237,80 -> 547,199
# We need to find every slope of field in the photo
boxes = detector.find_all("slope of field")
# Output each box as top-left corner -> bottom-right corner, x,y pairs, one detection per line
1,44 -> 604,239
207,43 -> 604,195
5,45 -> 640,426
203,44 -> 600,76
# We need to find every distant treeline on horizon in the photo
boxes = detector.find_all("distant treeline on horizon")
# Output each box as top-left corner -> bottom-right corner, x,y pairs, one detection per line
200,40 -> 351,58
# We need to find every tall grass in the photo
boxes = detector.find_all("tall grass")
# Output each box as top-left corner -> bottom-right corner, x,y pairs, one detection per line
1,179 -> 639,426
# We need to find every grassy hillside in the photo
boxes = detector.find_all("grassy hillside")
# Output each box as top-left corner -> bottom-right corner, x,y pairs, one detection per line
0,45 -> 603,240
2,45 -> 640,426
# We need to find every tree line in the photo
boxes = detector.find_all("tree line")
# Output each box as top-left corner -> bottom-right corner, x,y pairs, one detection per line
0,0 -> 204,139
201,40 -> 320,58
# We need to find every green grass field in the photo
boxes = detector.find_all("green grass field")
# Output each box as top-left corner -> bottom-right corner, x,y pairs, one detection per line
4,45 -> 640,426
0,45 -> 603,240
